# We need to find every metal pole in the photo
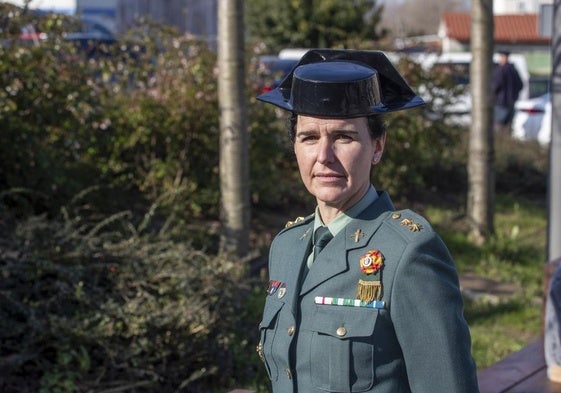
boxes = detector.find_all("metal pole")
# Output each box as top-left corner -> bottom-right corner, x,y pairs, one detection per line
547,0 -> 561,262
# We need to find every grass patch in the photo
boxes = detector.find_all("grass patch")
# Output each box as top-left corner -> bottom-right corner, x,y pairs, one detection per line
467,297 -> 542,368
425,194 -> 547,369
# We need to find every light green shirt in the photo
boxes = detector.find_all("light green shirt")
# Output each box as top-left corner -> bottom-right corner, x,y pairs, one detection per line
307,185 -> 378,268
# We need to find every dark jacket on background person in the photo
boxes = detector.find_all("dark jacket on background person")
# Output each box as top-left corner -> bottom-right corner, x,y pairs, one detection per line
493,62 -> 523,108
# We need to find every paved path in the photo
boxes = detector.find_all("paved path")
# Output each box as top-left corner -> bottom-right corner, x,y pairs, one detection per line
459,272 -> 522,303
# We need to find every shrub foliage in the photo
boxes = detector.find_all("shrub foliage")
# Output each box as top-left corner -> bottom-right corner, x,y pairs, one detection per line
0,189 -> 252,392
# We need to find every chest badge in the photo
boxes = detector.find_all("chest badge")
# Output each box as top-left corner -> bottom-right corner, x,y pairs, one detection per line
300,228 -> 312,240
352,228 -> 365,243
267,280 -> 281,296
277,283 -> 287,298
356,249 -> 384,302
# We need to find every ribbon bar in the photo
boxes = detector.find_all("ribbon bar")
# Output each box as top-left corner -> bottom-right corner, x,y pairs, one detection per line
314,296 -> 385,309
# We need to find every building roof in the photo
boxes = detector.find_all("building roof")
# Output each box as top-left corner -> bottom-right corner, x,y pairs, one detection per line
441,12 -> 551,44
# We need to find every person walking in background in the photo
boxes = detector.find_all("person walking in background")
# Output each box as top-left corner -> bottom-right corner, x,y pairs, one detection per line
493,50 -> 524,134
256,49 -> 479,393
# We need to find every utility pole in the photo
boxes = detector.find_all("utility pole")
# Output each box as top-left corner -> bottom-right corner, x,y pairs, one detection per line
548,0 -> 561,263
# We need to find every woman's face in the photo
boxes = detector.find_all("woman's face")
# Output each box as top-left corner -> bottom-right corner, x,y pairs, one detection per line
294,115 -> 385,212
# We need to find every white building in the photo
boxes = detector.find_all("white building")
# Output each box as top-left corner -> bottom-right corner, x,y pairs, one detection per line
494,0 -> 553,14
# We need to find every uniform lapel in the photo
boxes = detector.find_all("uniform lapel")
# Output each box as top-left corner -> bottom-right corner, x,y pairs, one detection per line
345,192 -> 395,250
300,236 -> 348,295
280,222 -> 313,308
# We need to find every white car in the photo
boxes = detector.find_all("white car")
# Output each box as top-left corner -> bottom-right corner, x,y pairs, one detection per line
512,93 -> 551,145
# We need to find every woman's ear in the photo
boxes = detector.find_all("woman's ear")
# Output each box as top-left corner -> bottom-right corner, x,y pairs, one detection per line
372,133 -> 386,164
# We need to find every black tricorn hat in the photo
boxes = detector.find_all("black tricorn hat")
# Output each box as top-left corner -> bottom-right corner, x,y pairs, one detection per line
256,49 -> 424,117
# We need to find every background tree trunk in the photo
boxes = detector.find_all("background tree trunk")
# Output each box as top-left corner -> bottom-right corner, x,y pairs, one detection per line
218,0 -> 250,256
468,0 -> 495,245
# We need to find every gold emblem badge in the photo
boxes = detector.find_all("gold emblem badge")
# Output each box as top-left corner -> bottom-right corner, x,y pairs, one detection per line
400,218 -> 423,232
352,228 -> 365,243
359,249 -> 384,274
357,249 -> 384,302
256,341 -> 265,363
285,216 -> 305,228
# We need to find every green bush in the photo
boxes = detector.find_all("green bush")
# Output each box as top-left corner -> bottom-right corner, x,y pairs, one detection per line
0,11 -> 222,220
0,11 -> 103,207
87,20 -> 223,220
0,190 -> 252,392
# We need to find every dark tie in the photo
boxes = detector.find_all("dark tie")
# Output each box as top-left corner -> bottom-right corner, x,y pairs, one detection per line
313,226 -> 333,261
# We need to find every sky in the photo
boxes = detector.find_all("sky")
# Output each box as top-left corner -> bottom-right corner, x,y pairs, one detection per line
2,0 -> 76,12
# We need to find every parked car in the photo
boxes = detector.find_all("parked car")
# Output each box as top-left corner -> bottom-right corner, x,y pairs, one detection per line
511,92 -> 551,145
278,48 -> 309,60
256,55 -> 299,93
64,16 -> 115,41
63,15 -> 117,58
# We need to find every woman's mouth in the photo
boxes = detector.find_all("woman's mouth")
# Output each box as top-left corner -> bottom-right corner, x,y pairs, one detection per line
315,172 -> 344,182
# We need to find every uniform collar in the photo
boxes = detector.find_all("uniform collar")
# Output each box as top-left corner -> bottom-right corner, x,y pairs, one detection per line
313,185 -> 378,240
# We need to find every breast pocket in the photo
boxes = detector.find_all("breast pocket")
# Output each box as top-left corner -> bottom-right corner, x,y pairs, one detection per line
310,306 -> 378,392
258,298 -> 283,381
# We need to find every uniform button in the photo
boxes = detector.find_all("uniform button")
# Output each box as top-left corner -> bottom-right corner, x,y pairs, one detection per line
285,368 -> 292,379
336,326 -> 347,337
288,325 -> 295,336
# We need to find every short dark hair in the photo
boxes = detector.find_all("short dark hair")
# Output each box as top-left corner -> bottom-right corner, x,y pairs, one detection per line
288,113 -> 387,143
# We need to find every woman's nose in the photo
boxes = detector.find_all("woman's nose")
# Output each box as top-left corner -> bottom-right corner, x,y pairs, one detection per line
317,137 -> 335,164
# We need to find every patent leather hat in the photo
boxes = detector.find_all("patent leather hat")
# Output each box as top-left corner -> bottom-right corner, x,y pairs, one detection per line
256,49 -> 424,117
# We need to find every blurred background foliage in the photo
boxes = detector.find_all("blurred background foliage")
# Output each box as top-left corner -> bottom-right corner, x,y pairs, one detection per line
0,3 -> 549,392
244,0 -> 386,52
0,4 -> 469,223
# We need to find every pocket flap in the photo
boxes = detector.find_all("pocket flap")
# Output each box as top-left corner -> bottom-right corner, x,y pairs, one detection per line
311,306 -> 378,338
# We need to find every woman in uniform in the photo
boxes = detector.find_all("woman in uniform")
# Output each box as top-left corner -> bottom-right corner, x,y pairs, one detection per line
256,49 -> 479,393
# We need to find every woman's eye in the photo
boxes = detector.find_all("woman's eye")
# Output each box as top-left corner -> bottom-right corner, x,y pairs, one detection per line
335,134 -> 353,141
301,135 -> 319,142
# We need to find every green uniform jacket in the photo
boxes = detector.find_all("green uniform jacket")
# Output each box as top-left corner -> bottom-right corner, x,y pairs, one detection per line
259,192 -> 479,393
